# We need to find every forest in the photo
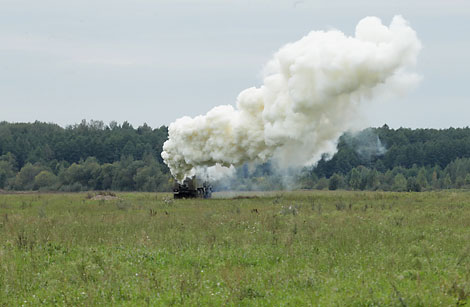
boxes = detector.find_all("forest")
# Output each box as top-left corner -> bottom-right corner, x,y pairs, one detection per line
1,120 -> 470,192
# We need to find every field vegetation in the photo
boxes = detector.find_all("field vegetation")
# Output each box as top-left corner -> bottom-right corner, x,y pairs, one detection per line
1,191 -> 470,305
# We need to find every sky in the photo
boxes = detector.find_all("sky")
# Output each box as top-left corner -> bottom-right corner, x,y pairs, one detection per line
0,0 -> 469,129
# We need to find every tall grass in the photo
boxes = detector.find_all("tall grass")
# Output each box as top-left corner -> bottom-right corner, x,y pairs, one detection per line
0,191 -> 470,305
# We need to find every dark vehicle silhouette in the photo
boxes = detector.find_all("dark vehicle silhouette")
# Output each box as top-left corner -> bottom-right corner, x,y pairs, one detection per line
173,176 -> 212,199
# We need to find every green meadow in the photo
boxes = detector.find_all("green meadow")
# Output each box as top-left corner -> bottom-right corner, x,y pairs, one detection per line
1,191 -> 470,305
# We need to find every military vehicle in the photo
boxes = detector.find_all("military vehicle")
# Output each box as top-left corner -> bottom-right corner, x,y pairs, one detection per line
173,176 -> 212,199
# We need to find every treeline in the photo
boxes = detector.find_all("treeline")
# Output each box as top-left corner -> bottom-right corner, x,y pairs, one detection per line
314,125 -> 470,177
216,126 -> 470,192
0,120 -> 171,191
2,121 -> 470,192
213,157 -> 470,192
0,120 -> 168,167
309,125 -> 470,191
299,158 -> 470,192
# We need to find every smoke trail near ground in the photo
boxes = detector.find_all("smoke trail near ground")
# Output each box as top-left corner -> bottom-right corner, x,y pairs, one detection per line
162,16 -> 421,182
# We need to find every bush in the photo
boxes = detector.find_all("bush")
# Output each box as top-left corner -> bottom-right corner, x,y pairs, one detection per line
316,178 -> 329,190
34,171 -> 58,190
328,174 -> 343,190
60,183 -> 85,192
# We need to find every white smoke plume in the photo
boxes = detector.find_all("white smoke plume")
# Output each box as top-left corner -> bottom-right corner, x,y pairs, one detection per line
162,16 -> 421,182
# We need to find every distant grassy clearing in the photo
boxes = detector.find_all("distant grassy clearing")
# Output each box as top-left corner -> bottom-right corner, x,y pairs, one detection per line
1,191 -> 470,305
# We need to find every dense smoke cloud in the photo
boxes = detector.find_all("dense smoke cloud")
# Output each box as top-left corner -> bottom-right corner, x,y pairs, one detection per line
162,16 -> 421,181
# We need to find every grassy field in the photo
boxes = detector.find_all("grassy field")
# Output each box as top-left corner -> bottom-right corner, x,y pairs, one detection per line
1,191 -> 470,305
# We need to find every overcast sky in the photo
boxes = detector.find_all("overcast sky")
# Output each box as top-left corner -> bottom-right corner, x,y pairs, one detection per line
0,0 -> 469,129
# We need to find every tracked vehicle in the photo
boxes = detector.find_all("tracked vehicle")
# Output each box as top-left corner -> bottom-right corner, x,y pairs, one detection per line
173,176 -> 212,199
